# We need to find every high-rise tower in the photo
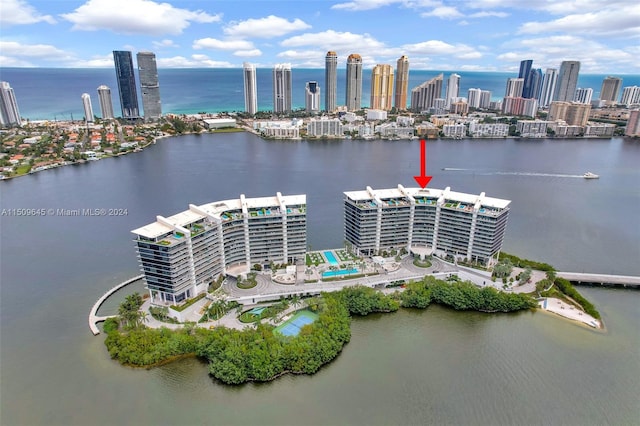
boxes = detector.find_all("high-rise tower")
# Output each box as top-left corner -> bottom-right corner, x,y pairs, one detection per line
505,78 -> 524,98
136,52 -> 161,121
81,93 -> 94,123
554,61 -> 581,102
445,73 -> 460,108
97,85 -> 115,119
0,81 -> 21,127
273,63 -> 292,114
518,59 -> 533,98
113,51 -> 139,119
539,68 -> 558,107
529,68 -> 543,100
243,62 -> 258,115
345,54 -> 363,111
394,55 -> 409,110
600,77 -> 622,103
574,88 -> 593,104
370,64 -> 394,111
325,51 -> 338,112
410,73 -> 443,111
305,81 -> 320,113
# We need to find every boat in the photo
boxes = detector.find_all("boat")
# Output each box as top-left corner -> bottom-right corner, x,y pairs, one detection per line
583,172 -> 599,179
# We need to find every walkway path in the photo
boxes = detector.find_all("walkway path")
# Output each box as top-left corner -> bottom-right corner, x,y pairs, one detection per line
557,272 -> 640,287
538,297 -> 601,328
88,274 -> 144,335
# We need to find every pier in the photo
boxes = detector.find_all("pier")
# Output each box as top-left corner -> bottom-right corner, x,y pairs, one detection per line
557,272 -> 640,288
88,274 -> 144,335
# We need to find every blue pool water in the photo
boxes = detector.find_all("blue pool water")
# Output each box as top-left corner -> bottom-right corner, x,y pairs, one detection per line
324,251 -> 339,266
323,268 -> 358,278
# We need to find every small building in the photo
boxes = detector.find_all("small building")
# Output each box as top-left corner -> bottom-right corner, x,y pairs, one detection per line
203,118 -> 236,129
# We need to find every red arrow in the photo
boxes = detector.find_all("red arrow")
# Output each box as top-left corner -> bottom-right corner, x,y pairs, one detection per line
413,139 -> 433,188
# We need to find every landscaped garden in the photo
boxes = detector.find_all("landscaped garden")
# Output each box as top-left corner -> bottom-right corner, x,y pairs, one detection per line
335,249 -> 358,262
306,252 -> 325,266
413,257 -> 432,268
236,273 -> 258,289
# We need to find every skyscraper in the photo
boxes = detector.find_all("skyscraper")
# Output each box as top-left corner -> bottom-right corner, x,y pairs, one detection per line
600,77 -> 622,103
325,51 -> 338,112
0,81 -> 21,127
539,68 -> 558,107
529,68 -> 543,100
479,90 -> 492,109
505,78 -> 525,98
97,85 -> 115,119
554,61 -> 581,102
243,62 -> 258,115
410,73 -> 443,111
620,86 -> 640,106
305,81 -> 320,113
467,88 -> 482,109
113,51 -> 139,119
445,73 -> 460,108
136,51 -> 161,121
518,59 -> 533,98
370,64 -> 394,111
574,88 -> 593,104
81,93 -> 94,123
394,55 -> 409,110
273,63 -> 292,114
345,54 -> 363,111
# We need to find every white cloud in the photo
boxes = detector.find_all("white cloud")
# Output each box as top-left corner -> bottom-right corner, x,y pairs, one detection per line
421,6 -> 463,19
402,40 -> 481,59
282,30 -> 385,52
0,0 -> 56,26
331,0 -> 438,11
152,39 -> 179,49
61,0 -> 220,36
224,15 -> 311,39
157,55 -> 234,68
498,35 -> 638,73
519,6 -> 640,37
0,41 -> 71,59
0,55 -> 34,67
469,11 -> 509,18
193,38 -> 255,51
233,49 -> 262,57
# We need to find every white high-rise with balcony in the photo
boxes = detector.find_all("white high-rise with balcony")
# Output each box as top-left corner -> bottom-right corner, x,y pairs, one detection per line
445,73 -> 460,108
97,85 -> 114,119
0,81 -> 21,127
539,68 -> 558,107
273,63 -> 292,114
81,93 -> 94,123
243,62 -> 258,115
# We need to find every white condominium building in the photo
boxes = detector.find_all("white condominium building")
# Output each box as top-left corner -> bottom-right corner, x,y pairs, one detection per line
307,117 -> 343,137
344,185 -> 510,265
132,193 -> 306,304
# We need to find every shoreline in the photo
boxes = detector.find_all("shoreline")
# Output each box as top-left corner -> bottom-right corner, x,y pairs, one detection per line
536,300 -> 606,331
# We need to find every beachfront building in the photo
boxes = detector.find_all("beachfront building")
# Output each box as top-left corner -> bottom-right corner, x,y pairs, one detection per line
411,74 -> 443,112
394,55 -> 410,110
370,64 -> 394,111
97,85 -> 115,120
345,54 -> 363,111
137,52 -> 162,121
273,63 -> 292,114
325,51 -> 338,112
81,93 -> 94,123
132,193 -> 307,304
517,120 -> 553,138
305,81 -> 321,113
113,51 -> 140,119
468,122 -> 509,138
243,62 -> 258,115
0,81 -> 21,127
343,185 -> 510,265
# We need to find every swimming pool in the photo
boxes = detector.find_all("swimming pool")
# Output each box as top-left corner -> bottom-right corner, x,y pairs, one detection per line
322,268 -> 358,278
324,250 -> 339,266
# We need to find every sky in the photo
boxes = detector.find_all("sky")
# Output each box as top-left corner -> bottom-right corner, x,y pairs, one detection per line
1,0 -> 639,73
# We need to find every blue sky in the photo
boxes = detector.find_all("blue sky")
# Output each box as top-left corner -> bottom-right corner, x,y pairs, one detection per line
1,0 -> 639,73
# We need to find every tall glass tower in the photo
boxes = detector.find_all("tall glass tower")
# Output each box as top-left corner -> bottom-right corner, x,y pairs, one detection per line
394,55 -> 409,110
0,81 -> 21,127
243,62 -> 258,115
273,63 -> 292,114
554,61 -> 581,102
81,93 -> 94,123
345,54 -> 363,111
518,59 -> 533,98
325,51 -> 338,112
97,85 -> 115,119
113,51 -> 139,119
305,81 -> 320,113
136,52 -> 161,121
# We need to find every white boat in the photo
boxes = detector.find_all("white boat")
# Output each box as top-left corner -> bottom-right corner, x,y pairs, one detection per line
583,172 -> 599,179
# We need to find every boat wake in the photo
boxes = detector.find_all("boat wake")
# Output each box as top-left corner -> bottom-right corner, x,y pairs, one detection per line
442,168 -> 584,178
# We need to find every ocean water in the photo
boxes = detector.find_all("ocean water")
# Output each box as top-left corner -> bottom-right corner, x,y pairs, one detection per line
1,67 -> 639,121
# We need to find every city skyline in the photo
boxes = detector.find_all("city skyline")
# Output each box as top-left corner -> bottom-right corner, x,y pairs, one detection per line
1,0 -> 638,74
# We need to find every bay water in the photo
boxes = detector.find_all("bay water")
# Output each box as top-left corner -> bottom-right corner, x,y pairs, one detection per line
1,134 -> 639,425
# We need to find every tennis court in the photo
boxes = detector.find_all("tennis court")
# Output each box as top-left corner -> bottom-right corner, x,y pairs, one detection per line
274,310 -> 319,337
